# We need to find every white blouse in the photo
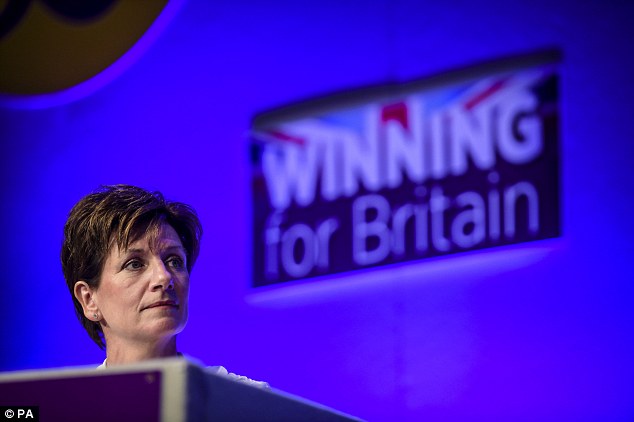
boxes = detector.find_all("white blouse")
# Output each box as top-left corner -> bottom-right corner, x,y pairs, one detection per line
96,357 -> 270,389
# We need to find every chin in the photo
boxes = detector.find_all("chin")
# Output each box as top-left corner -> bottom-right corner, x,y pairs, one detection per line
147,318 -> 187,338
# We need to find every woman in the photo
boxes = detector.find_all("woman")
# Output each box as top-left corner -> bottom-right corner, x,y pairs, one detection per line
61,184 -> 267,387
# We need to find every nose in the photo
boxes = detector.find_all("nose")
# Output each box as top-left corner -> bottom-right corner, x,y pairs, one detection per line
151,260 -> 174,291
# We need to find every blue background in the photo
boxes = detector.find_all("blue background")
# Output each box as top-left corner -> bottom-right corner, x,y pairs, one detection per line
1,1 -> 633,420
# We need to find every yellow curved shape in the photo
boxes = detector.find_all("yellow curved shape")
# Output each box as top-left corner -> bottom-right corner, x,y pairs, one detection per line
0,0 -> 168,95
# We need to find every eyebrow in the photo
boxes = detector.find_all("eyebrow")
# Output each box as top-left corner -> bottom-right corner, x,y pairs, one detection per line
122,245 -> 186,255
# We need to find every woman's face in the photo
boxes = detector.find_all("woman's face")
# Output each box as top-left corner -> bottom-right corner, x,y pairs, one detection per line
93,222 -> 189,347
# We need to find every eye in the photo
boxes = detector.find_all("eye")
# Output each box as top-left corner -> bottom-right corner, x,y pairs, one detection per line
166,256 -> 185,270
123,258 -> 144,271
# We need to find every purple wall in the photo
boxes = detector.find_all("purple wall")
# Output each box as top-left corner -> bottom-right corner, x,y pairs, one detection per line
1,1 -> 633,420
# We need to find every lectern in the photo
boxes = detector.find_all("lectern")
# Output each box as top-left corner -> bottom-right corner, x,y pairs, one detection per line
0,358 -> 361,421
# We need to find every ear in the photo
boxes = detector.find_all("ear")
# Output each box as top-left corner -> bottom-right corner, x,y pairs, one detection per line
74,281 -> 100,321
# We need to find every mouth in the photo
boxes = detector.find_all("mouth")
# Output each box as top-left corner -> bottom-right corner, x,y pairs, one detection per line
144,300 -> 179,311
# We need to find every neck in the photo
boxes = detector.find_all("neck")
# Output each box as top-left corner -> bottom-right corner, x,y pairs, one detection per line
104,336 -> 179,366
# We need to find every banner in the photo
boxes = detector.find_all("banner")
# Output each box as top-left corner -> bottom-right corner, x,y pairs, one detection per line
251,53 -> 560,287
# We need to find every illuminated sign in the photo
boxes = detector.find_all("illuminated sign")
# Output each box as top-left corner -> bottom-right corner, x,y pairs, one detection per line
251,52 -> 560,287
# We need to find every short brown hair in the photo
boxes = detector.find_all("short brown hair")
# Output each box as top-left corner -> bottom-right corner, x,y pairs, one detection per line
61,185 -> 203,349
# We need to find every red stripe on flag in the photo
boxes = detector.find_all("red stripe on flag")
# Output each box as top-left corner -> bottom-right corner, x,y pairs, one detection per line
381,102 -> 409,130
464,79 -> 507,110
266,130 -> 306,146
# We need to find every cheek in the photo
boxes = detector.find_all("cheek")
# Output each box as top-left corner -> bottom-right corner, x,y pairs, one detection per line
94,281 -> 118,310
182,282 -> 191,300
177,276 -> 190,296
